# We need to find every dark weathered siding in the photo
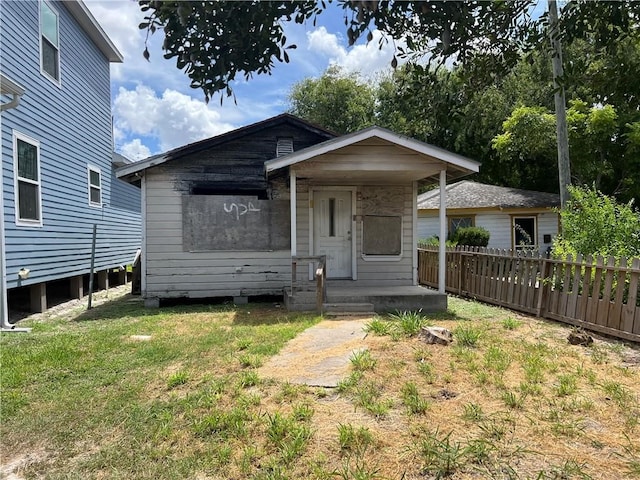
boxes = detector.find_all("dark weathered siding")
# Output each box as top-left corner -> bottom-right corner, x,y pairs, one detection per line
142,122 -> 332,299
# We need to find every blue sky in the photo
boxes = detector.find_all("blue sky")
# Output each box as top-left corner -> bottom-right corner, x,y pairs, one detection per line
84,1 -> 403,160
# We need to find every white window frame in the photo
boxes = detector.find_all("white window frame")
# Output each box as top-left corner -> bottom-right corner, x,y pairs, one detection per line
88,166 -> 102,207
361,215 -> 404,262
39,0 -> 61,86
512,215 -> 538,250
13,131 -> 43,227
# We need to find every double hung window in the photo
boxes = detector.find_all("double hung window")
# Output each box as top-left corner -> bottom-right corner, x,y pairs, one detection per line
41,1 -> 60,83
14,133 -> 42,226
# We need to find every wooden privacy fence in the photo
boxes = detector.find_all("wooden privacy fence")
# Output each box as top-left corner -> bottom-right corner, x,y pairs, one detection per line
418,246 -> 640,343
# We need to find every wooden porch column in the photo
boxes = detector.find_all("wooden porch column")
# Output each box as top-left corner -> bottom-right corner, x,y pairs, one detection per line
30,283 -> 46,313
290,170 -> 297,257
70,275 -> 84,299
438,169 -> 447,294
97,270 -> 109,290
117,268 -> 127,285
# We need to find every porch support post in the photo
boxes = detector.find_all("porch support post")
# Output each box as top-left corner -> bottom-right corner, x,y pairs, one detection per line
438,169 -> 447,294
290,170 -> 297,256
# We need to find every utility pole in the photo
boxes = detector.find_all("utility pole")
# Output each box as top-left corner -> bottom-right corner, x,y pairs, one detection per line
548,0 -> 571,207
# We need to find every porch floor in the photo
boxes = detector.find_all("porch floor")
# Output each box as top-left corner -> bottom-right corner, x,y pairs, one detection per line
285,285 -> 447,313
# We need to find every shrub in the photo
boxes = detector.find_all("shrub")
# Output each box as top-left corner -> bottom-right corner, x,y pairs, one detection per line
553,185 -> 640,258
419,236 -> 457,248
452,226 -> 490,247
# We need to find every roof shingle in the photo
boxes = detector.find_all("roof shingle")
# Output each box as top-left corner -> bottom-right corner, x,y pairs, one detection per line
417,181 -> 560,210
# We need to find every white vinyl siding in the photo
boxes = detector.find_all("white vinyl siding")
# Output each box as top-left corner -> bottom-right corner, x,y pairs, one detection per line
40,0 -> 60,84
144,170 -> 291,299
13,131 -> 43,227
88,166 -> 102,207
419,211 -> 559,250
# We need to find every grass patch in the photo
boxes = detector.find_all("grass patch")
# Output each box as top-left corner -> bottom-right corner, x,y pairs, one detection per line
454,325 -> 482,347
350,349 -> 377,371
364,317 -> 392,336
387,309 -> 430,337
2,294 -> 638,479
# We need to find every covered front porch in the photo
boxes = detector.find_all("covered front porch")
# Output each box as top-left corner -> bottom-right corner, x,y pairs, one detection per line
265,126 -> 480,314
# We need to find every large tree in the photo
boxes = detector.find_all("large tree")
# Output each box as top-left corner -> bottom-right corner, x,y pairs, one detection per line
138,1 -> 640,100
287,66 -> 375,134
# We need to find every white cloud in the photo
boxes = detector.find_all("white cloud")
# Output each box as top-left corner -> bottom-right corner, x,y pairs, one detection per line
119,139 -> 151,161
306,27 -> 403,78
113,85 -> 236,152
84,1 -> 147,81
307,26 -> 346,59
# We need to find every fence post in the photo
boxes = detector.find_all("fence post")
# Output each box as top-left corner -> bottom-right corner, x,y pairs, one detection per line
536,257 -> 549,317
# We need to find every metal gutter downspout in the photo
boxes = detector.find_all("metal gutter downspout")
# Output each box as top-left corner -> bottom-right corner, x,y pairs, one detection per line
0,93 -> 21,112
0,75 -> 30,332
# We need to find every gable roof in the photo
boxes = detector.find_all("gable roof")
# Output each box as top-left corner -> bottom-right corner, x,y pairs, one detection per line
65,1 -> 123,62
417,181 -> 561,210
116,113 -> 336,180
265,126 -> 480,179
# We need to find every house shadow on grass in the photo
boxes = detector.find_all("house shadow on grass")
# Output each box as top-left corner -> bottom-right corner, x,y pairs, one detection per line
73,293 -> 308,326
425,309 -> 463,321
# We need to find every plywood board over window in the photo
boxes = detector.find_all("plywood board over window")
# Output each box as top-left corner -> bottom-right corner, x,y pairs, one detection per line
363,215 -> 402,255
361,186 -> 404,259
183,195 -> 290,251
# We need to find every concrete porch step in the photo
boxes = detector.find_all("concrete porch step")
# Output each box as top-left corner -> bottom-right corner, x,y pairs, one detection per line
323,303 -> 375,317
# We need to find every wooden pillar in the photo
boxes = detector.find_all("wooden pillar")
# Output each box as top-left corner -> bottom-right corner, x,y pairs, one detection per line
438,169 -> 447,294
30,283 -> 46,313
290,171 -> 297,257
70,275 -> 84,299
97,270 -> 109,290
117,268 -> 127,285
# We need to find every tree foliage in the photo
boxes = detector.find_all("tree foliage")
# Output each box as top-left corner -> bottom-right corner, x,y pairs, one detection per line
552,185 -> 640,258
288,66 -> 375,134
138,1 -> 323,102
493,100 -> 640,201
138,1 -> 640,101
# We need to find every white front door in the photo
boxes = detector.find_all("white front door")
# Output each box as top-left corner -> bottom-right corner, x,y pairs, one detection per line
313,190 -> 352,278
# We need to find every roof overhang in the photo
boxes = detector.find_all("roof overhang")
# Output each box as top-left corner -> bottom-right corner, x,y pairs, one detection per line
1,74 -> 26,111
0,74 -> 25,96
116,113 -> 337,183
265,126 -> 480,184
65,1 -> 123,63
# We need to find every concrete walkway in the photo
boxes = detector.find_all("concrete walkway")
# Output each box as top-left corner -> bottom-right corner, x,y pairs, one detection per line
258,318 -> 369,387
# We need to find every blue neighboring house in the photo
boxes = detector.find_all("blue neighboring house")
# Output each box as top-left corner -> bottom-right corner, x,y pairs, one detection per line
0,0 -> 141,324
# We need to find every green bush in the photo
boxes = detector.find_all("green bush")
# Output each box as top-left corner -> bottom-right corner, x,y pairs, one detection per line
452,227 -> 490,247
418,236 -> 457,248
553,185 -> 640,258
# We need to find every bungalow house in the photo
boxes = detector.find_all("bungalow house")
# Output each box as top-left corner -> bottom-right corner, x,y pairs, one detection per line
417,181 -> 560,251
1,0 -> 141,327
117,114 -> 479,312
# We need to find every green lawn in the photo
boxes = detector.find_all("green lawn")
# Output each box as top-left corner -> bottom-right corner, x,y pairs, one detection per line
2,294 -> 639,479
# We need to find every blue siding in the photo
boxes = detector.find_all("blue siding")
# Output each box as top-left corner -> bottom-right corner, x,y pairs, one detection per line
0,0 -> 141,290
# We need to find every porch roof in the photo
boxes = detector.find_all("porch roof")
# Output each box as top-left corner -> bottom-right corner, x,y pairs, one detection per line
265,126 -> 480,184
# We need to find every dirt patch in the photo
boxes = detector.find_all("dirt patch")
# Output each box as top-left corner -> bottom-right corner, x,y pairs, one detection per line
258,318 -> 370,387
0,450 -> 48,480
9,284 -> 134,325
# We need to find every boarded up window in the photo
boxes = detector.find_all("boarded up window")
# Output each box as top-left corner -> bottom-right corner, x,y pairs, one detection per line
362,215 -> 401,255
183,195 -> 290,251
